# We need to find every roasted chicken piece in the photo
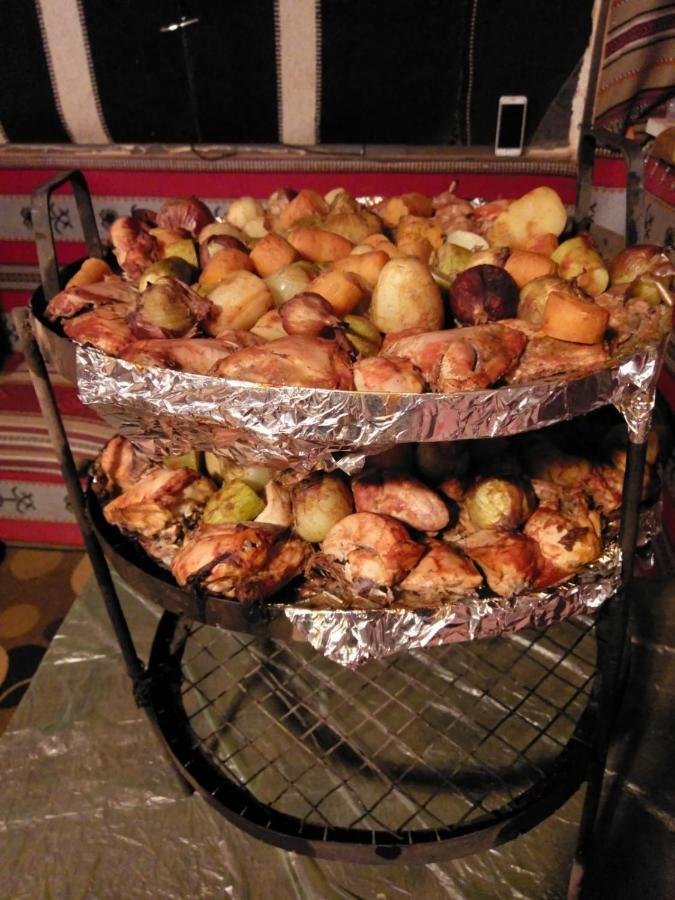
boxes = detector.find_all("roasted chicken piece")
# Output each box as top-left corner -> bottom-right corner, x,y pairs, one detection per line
103,467 -> 214,539
524,507 -> 601,587
520,438 -> 592,489
353,473 -> 449,532
109,216 -> 159,280
102,466 -> 215,568
381,328 -> 462,382
97,435 -> 155,495
45,276 -> 138,321
503,323 -> 609,384
434,324 -> 527,392
460,529 -> 540,597
381,324 -> 526,391
399,540 -> 482,594
353,356 -> 425,393
237,538 -> 311,602
321,512 -> 423,586
594,286 -> 672,351
431,190 -> 477,234
584,464 -> 624,515
472,198 -> 511,233
530,478 -> 565,511
63,302 -> 133,356
213,335 -> 355,390
171,522 -> 309,601
121,336 -> 261,374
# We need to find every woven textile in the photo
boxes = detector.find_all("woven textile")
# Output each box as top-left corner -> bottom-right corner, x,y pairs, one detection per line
0,353 -> 112,546
595,1 -> 675,135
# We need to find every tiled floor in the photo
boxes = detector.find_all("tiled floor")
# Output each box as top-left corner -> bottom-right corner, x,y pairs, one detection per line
0,544 -> 90,735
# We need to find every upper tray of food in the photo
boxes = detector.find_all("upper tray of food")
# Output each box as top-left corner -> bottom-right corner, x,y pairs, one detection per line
39,184 -> 673,463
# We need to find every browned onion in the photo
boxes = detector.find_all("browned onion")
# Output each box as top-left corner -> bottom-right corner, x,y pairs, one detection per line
156,196 -> 214,238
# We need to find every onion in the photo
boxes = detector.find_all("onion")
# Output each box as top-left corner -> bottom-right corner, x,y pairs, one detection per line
156,196 -> 214,238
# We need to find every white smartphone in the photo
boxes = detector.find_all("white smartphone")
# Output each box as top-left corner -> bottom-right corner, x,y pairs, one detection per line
495,96 -> 527,156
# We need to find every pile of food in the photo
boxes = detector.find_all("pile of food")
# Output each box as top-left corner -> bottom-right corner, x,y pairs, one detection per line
93,415 -> 661,609
45,185 -> 673,393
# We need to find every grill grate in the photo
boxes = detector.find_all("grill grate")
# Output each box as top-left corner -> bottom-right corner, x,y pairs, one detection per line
169,615 -> 598,837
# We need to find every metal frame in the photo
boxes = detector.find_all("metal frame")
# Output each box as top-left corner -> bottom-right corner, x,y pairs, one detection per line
16,153 -> 657,893
143,611 -> 602,865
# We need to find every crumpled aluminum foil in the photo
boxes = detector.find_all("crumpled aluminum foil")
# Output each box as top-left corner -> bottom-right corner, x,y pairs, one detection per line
281,501 -> 662,666
76,339 -> 667,472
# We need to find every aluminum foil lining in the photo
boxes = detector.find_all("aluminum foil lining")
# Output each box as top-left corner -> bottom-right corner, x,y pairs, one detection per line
76,339 -> 666,472
276,503 -> 661,667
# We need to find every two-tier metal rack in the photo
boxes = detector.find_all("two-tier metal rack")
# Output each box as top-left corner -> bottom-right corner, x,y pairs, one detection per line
17,133 -> 663,894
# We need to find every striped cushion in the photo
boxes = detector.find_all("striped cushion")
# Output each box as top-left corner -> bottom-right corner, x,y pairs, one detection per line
0,353 -> 112,546
595,1 -> 675,138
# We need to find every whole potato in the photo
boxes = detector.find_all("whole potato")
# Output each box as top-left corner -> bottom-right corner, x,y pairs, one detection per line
370,258 -> 444,334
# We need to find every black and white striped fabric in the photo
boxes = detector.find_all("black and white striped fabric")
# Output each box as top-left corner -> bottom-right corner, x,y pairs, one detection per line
0,0 -> 596,147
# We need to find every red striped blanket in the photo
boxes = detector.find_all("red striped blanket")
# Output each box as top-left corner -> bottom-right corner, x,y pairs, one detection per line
0,352 -> 112,546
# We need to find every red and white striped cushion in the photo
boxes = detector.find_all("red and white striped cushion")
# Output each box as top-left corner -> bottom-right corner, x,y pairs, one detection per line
0,352 -> 112,546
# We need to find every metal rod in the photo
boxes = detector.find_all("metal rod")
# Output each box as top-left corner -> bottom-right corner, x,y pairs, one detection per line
568,434 -> 650,899
31,169 -> 103,302
14,307 -> 144,684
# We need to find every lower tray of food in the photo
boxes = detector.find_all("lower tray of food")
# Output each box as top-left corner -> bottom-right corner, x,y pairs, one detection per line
90,409 -> 662,664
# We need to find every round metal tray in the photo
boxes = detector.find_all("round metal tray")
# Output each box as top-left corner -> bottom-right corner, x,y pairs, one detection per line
30,261 -> 666,460
30,259 -> 84,384
145,609 -> 600,863
89,480 -> 632,660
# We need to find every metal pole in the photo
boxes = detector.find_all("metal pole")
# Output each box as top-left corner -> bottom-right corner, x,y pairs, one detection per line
567,434 -> 650,899
14,308 -> 144,685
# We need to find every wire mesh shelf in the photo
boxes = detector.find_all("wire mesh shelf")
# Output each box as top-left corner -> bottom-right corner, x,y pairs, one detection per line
148,611 -> 600,862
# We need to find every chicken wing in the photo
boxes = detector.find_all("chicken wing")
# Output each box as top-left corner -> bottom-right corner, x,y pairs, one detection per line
45,276 -> 138,322
381,323 -> 526,391
434,324 -> 526,392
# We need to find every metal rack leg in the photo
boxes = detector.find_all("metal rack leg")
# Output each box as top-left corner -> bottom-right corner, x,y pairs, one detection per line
14,308 -> 194,794
14,308 -> 144,683
567,437 -> 649,899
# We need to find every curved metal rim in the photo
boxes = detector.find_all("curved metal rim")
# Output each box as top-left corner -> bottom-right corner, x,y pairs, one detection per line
29,263 -> 81,385
146,610 -> 599,865
29,259 -> 668,449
